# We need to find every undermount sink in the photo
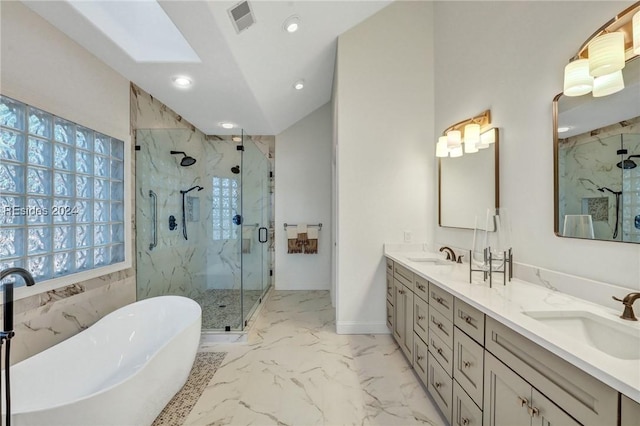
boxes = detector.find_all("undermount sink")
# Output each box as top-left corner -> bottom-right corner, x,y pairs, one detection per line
523,310 -> 640,360
406,257 -> 451,266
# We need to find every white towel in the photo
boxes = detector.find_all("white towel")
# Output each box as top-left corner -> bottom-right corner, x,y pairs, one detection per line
296,224 -> 308,235
286,226 -> 298,239
307,227 -> 319,240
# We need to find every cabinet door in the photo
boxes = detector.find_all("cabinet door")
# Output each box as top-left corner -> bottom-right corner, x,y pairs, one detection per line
621,395 -> 640,426
414,295 -> 429,344
483,352 -> 532,426
402,284 -> 414,360
414,333 -> 428,386
531,389 -> 581,426
386,272 -> 394,303
428,352 -> 453,424
386,299 -> 393,331
393,279 -> 404,345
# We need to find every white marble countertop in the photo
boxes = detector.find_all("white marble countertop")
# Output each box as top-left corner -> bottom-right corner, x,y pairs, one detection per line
385,248 -> 640,404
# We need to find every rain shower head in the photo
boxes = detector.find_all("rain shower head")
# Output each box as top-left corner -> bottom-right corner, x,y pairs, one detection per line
231,165 -> 240,174
170,150 -> 197,167
180,185 -> 204,194
617,155 -> 640,170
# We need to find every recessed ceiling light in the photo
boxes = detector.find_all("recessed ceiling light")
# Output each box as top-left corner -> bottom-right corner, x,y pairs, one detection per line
294,80 -> 305,90
557,126 -> 571,133
172,76 -> 192,88
232,136 -> 242,142
283,15 -> 301,33
220,122 -> 235,129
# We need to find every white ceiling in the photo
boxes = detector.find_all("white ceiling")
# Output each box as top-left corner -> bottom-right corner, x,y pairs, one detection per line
23,0 -> 392,135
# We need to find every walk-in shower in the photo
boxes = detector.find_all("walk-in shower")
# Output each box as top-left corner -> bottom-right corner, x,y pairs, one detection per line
135,130 -> 271,331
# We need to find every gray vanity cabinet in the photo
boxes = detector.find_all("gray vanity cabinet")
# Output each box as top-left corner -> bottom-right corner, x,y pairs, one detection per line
621,395 -> 640,426
484,352 -> 580,426
393,278 -> 414,362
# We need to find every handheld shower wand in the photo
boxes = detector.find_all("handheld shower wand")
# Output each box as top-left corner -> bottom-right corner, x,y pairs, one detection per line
598,186 -> 622,239
180,186 -> 204,240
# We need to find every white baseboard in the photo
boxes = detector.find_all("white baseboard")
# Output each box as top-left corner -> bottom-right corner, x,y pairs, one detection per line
336,321 -> 390,335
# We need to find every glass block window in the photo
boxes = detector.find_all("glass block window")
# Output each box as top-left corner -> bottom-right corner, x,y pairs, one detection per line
212,176 -> 238,240
0,95 -> 125,286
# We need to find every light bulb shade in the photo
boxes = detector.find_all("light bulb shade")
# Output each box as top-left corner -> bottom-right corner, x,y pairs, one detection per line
480,128 -> 496,146
464,123 -> 481,144
464,140 -> 478,153
563,59 -> 593,96
447,130 -> 462,148
436,136 -> 449,157
449,146 -> 463,158
593,70 -> 625,97
588,32 -> 625,77
634,11 -> 640,55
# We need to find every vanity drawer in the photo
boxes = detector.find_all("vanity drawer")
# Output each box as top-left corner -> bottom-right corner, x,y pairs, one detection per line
429,283 -> 454,321
414,275 -> 429,303
386,272 -> 394,304
413,296 -> 429,344
394,263 -> 414,291
454,298 -> 485,345
386,299 -> 393,331
429,330 -> 453,376
386,258 -> 394,274
453,327 -> 484,407
453,381 -> 482,426
429,306 -> 454,349
428,352 -> 453,424
413,332 -> 428,386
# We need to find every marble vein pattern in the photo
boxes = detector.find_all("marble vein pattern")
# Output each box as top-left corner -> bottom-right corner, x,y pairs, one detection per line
558,115 -> 640,242
185,291 -> 446,426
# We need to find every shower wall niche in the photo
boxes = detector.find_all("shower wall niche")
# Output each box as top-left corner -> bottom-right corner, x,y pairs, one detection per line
135,128 -> 271,330
558,119 -> 640,242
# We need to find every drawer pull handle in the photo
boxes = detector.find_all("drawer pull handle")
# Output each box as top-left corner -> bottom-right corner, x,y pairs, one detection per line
417,284 -> 426,291
399,290 -> 405,295
461,418 -> 470,426
463,361 -> 471,368
464,315 -> 473,324
518,397 -> 528,407
417,315 -> 425,320
435,296 -> 444,304
417,355 -> 424,361
436,347 -> 443,356
434,382 -> 442,389
388,315 -> 392,320
528,406 -> 540,418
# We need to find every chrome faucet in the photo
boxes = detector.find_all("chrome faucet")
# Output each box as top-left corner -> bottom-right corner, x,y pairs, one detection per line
439,246 -> 458,263
612,292 -> 640,321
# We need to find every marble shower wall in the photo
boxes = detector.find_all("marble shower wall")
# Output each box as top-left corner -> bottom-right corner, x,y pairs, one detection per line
136,130 -> 247,298
558,116 -> 640,242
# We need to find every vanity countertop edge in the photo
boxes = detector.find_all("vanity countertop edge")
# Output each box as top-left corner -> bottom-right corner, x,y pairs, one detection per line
384,248 -> 640,404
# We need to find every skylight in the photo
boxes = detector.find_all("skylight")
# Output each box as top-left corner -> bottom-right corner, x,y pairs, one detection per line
68,0 -> 201,63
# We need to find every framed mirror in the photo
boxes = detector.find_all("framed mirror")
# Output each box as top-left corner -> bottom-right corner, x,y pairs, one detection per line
439,128 -> 499,229
554,56 -> 640,243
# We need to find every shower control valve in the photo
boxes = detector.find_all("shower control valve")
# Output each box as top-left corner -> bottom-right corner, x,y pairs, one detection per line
169,215 -> 177,231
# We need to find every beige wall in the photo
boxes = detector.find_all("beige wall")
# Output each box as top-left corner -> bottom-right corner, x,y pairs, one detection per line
334,1 -> 435,333
1,2 -> 134,363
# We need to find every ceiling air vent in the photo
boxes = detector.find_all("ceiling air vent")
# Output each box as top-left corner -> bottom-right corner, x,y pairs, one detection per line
228,1 -> 255,34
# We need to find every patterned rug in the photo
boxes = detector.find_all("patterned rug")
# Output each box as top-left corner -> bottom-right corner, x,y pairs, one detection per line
152,352 -> 227,425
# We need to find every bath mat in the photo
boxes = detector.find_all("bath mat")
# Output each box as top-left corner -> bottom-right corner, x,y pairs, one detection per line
152,351 -> 226,426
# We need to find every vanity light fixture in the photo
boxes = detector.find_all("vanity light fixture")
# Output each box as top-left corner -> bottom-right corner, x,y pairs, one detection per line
436,109 -> 492,158
284,15 -> 301,33
294,80 -> 305,90
172,76 -> 192,88
562,2 -> 640,97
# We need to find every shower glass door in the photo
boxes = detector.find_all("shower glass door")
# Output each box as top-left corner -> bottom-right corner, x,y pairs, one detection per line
241,134 -> 271,324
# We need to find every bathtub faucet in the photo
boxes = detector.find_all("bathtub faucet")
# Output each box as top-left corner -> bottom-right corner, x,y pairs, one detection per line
0,268 -> 36,335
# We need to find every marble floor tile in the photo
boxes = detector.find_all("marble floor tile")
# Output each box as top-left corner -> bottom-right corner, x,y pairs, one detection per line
184,290 -> 447,426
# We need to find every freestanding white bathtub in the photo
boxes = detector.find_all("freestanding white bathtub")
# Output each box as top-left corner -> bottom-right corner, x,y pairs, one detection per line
6,295 -> 201,426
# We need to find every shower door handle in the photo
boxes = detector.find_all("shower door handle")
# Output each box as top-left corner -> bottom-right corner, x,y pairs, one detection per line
258,227 -> 268,243
149,190 -> 158,251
